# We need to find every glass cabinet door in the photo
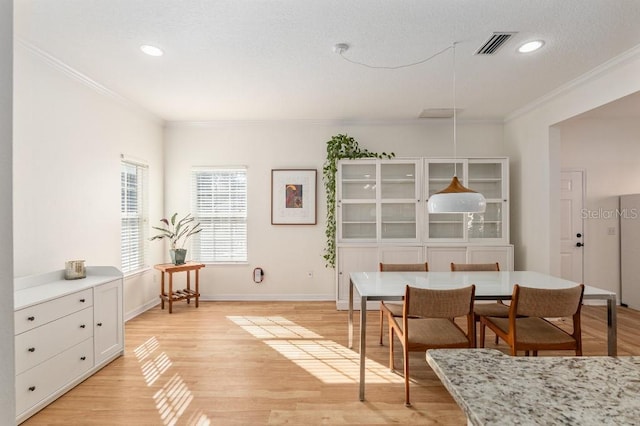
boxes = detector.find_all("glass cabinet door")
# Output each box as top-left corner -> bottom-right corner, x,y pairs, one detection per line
341,203 -> 377,239
338,160 -> 420,242
339,162 -> 377,240
468,202 -> 502,239
467,160 -> 507,241
468,162 -> 503,199
380,162 -> 418,240
340,163 -> 376,200
425,158 -> 508,243
426,161 -> 466,241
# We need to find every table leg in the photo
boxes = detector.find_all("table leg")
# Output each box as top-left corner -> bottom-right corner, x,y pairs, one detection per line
160,272 -> 165,310
195,269 -> 200,308
186,270 -> 191,304
348,278 -> 354,349
607,296 -> 617,356
359,295 -> 367,402
168,272 -> 173,314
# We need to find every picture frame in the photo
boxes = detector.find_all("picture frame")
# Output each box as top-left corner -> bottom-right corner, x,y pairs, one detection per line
271,169 -> 317,225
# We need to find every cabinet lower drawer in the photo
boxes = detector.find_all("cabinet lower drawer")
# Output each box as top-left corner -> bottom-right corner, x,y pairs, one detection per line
15,307 -> 94,374
15,288 -> 93,334
16,338 -> 94,416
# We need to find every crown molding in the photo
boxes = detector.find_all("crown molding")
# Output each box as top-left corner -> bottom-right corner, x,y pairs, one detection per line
165,117 -> 503,129
505,43 -> 640,123
15,37 -> 163,125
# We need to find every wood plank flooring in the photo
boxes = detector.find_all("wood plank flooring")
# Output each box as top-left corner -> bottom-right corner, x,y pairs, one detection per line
22,302 -> 640,425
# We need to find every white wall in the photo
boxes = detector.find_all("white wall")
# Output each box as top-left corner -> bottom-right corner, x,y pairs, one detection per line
505,46 -> 640,280
560,117 -> 640,292
0,0 -> 15,422
13,42 -> 165,318
164,120 -> 505,300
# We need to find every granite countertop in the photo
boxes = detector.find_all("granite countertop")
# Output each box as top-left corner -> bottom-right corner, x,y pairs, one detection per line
426,348 -> 640,426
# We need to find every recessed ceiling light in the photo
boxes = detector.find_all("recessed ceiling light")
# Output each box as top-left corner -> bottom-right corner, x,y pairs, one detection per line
140,45 -> 164,57
518,40 -> 544,53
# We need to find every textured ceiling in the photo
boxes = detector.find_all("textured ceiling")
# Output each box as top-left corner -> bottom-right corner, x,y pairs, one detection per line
14,0 -> 640,122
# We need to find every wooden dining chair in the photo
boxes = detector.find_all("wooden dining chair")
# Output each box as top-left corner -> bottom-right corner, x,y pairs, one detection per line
388,284 -> 475,406
378,262 -> 429,345
479,284 -> 585,356
450,262 -> 505,345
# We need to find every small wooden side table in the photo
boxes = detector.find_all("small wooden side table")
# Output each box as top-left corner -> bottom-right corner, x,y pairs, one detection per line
154,262 -> 205,314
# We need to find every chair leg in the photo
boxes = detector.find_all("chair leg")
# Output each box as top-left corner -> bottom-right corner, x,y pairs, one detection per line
379,308 -> 384,345
389,325 -> 395,371
479,320 -> 486,348
403,345 -> 411,407
472,316 -> 478,348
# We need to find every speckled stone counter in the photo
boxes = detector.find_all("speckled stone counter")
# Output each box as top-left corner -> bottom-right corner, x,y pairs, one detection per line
426,349 -> 640,426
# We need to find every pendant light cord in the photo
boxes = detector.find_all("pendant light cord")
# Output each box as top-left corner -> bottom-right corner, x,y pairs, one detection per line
337,40 -> 460,177
452,42 -> 458,177
337,44 -> 452,70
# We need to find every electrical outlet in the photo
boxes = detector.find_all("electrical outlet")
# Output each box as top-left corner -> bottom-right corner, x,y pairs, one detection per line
608,227 -> 616,236
307,271 -> 313,278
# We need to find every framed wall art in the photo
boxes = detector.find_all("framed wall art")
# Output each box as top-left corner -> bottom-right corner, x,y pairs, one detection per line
271,169 -> 317,225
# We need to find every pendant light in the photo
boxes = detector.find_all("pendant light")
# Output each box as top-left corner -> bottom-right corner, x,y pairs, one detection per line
427,43 -> 486,214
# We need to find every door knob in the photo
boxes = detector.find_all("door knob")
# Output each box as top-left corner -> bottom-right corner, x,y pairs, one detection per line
576,233 -> 582,238
576,242 -> 584,247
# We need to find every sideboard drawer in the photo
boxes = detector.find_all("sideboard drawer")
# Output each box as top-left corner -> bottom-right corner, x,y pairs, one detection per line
15,307 -> 94,374
15,337 -> 94,417
15,288 -> 93,335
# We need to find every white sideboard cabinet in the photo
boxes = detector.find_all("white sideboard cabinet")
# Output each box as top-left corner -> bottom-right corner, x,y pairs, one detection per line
14,266 -> 123,424
335,157 -> 513,309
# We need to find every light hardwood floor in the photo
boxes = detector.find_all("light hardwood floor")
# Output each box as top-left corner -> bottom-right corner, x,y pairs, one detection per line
23,302 -> 640,425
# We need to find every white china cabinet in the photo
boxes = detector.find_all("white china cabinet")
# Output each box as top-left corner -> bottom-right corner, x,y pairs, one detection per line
336,157 -> 512,309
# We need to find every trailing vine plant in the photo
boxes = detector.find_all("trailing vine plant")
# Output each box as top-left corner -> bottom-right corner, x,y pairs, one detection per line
322,134 -> 394,268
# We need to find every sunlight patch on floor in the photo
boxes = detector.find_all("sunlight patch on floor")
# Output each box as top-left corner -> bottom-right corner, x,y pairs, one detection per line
227,315 -> 321,339
154,373 -> 194,426
134,335 -> 160,361
134,337 -> 211,426
140,351 -> 172,386
228,316 -> 403,385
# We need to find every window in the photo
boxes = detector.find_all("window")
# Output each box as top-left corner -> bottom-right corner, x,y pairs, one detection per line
121,160 -> 148,273
192,167 -> 247,262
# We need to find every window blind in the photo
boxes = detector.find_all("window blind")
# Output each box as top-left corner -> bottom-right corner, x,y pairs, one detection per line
121,161 -> 148,273
191,167 -> 248,262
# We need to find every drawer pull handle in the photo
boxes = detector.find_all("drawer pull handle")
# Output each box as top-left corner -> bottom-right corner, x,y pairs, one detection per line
80,298 -> 86,303
27,316 -> 35,321
28,386 -> 36,392
28,347 -> 35,353
80,356 -> 86,361
80,324 -> 86,328
97,322 -> 103,327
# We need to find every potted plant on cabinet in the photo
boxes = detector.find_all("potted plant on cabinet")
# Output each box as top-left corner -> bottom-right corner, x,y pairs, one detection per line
150,213 -> 202,265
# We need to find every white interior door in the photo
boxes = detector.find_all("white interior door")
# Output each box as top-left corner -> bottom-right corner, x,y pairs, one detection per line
560,170 -> 584,282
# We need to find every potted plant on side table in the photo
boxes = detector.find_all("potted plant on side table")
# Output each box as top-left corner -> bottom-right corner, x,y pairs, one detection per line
150,213 -> 202,265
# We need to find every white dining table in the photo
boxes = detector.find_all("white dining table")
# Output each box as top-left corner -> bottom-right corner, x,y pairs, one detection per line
348,270 -> 618,401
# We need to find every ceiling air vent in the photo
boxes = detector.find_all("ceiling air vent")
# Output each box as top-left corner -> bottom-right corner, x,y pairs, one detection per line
475,32 -> 517,55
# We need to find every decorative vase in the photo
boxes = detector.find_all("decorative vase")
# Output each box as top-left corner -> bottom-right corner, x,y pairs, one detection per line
170,248 -> 187,265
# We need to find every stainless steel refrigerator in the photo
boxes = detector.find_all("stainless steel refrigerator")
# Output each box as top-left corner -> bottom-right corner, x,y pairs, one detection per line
620,194 -> 640,310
